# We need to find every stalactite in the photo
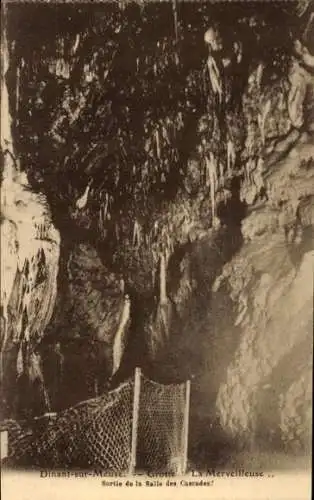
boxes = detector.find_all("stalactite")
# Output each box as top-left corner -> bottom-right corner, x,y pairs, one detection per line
103,192 -> 109,220
98,205 -> 104,234
112,294 -> 131,376
56,58 -> 70,80
72,34 -> 80,55
155,128 -> 161,159
28,351 -> 51,413
94,377 -> 99,397
16,346 -> 24,377
16,64 -> 20,124
172,0 -> 179,43
43,385 -> 51,413
1,9 -> 17,375
1,14 -> 15,173
117,222 -> 121,241
245,157 -> 255,185
75,180 -> 92,210
206,55 -> 223,105
205,153 -> 218,222
227,139 -> 236,177
219,160 -> 224,186
178,111 -> 184,129
258,98 -> 271,146
159,252 -> 167,305
120,279 -> 125,294
132,219 -> 141,248
162,124 -> 169,144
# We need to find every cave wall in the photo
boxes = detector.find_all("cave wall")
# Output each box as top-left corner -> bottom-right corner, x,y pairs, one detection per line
1,21 -> 61,420
1,0 -> 313,464
197,149 -> 313,457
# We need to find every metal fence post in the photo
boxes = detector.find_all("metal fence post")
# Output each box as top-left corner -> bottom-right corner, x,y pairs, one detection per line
182,379 -> 191,475
129,367 -> 141,475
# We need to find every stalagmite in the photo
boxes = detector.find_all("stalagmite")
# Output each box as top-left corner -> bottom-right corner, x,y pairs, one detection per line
112,294 -> 131,376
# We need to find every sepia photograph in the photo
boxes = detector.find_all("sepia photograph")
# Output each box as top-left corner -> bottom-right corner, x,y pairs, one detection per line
1,0 -> 313,498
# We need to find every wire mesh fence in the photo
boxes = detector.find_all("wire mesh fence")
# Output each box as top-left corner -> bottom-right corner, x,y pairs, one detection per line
2,368 -> 190,474
5,379 -> 134,471
135,370 -> 189,474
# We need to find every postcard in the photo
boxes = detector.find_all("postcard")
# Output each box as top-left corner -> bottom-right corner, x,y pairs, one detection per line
1,1 -> 313,499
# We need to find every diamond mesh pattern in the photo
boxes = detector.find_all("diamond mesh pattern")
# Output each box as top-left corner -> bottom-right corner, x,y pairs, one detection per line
8,379 -> 134,471
4,371 -> 188,473
136,373 -> 186,474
